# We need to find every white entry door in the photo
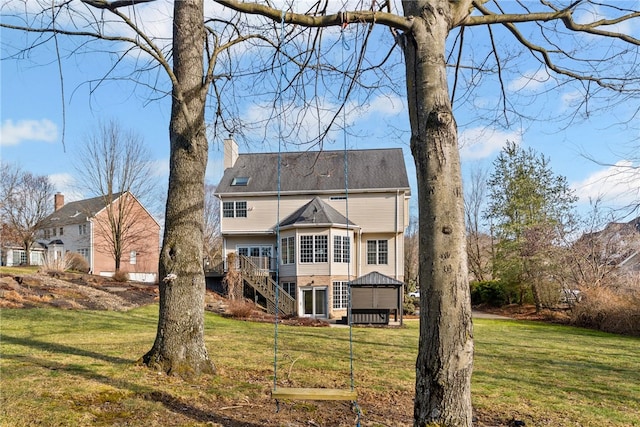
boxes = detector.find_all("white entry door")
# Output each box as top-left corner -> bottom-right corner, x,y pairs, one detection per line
301,287 -> 327,318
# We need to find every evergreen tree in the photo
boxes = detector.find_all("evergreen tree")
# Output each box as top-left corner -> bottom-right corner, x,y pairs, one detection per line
486,142 -> 578,310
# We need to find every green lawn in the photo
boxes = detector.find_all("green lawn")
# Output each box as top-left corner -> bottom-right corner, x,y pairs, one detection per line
1,306 -> 638,426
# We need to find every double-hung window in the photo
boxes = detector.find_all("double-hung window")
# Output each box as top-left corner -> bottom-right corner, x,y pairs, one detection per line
223,201 -> 247,218
78,248 -> 90,260
332,281 -> 349,309
281,236 -> 295,264
333,236 -> 350,263
282,282 -> 296,297
300,235 -> 328,263
367,240 -> 388,265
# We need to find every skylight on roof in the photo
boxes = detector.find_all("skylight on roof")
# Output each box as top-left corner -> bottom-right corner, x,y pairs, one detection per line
231,177 -> 249,186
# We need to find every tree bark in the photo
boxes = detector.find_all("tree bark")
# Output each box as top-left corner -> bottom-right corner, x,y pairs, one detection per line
401,1 -> 474,426
142,0 -> 215,377
23,240 -> 33,266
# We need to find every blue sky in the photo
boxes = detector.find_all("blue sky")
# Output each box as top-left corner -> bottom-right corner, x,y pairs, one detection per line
2,1 -> 640,226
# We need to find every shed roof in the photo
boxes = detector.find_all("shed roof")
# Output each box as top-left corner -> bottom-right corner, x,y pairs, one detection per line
349,271 -> 404,287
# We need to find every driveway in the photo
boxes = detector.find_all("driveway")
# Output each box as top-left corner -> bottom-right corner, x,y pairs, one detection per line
472,310 -> 511,319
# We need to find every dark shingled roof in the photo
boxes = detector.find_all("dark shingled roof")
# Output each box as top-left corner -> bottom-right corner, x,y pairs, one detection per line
216,148 -> 410,195
40,192 -> 124,228
349,271 -> 404,287
279,196 -> 357,228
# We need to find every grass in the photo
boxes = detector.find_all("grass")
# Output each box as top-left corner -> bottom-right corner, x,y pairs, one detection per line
0,265 -> 39,275
1,306 -> 639,426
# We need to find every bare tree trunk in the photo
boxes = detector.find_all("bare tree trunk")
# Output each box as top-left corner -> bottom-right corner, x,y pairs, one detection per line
22,241 -> 32,266
142,0 -> 215,377
402,2 -> 474,425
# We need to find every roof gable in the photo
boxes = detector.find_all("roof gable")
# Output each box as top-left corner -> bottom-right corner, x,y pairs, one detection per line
279,196 -> 356,228
216,148 -> 410,195
40,192 -> 125,227
349,271 -> 404,287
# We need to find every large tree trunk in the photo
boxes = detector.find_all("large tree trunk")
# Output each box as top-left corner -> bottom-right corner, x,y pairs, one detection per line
401,1 -> 474,425
142,0 -> 215,377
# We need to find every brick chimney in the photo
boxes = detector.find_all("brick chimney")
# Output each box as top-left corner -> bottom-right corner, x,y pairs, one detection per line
54,193 -> 64,211
223,136 -> 238,169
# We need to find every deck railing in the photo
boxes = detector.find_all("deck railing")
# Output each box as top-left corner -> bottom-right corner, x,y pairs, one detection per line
238,255 -> 296,315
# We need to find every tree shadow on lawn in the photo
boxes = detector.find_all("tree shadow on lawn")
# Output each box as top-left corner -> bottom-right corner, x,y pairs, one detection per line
2,334 -> 265,427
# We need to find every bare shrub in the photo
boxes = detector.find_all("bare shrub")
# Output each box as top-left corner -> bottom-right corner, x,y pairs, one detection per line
224,299 -> 256,319
66,252 -> 90,273
570,287 -> 640,336
222,252 -> 242,300
112,270 -> 129,283
39,254 -> 71,273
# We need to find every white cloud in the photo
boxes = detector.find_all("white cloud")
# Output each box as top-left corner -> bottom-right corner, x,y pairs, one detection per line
364,94 -> 405,116
574,3 -> 640,36
48,173 -> 83,202
459,127 -> 522,160
560,90 -> 585,111
507,69 -> 552,93
0,119 -> 58,146
571,160 -> 640,207
243,93 -> 405,146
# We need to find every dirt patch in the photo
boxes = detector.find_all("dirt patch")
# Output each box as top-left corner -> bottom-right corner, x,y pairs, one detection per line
0,272 -> 159,311
475,303 -> 572,324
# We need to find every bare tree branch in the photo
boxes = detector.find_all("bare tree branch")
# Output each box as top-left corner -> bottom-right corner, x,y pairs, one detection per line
81,0 -> 158,10
215,0 -> 412,31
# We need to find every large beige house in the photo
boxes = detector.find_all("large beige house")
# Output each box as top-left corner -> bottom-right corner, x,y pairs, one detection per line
215,138 -> 411,319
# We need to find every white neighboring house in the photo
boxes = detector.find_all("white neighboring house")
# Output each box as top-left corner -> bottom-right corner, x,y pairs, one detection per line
1,244 -> 46,266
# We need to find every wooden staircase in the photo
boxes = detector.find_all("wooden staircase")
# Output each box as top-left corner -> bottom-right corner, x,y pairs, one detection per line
238,255 -> 296,315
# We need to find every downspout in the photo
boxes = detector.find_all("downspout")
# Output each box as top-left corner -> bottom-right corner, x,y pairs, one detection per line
219,196 -> 228,272
397,189 -> 404,326
89,218 -> 94,274
357,228 -> 362,278
395,189 -> 400,280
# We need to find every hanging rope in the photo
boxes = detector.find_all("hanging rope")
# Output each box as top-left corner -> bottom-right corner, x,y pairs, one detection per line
273,8 -> 286,395
271,11 -> 360,426
340,24 -> 361,427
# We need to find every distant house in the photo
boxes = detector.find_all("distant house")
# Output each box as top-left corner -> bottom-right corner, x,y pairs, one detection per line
1,243 -> 46,267
36,192 -> 160,282
578,216 -> 640,276
215,138 -> 411,319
